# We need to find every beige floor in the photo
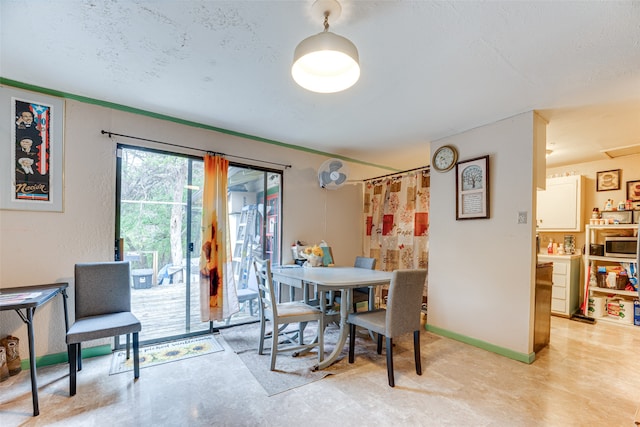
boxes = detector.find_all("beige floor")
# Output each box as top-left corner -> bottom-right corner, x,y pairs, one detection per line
1,316 -> 639,427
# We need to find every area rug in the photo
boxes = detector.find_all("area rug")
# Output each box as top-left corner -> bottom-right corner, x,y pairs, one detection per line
109,335 -> 224,375
220,322 -> 374,396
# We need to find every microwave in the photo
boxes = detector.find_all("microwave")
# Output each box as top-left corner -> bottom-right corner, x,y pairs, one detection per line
604,236 -> 637,258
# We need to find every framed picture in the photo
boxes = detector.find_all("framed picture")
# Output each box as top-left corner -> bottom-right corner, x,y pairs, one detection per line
456,155 -> 490,220
596,169 -> 620,192
0,87 -> 64,212
627,180 -> 640,208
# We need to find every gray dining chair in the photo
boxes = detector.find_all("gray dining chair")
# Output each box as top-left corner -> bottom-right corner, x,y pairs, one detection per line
334,256 -> 377,312
347,268 -> 427,387
66,261 -> 141,396
253,257 -> 324,371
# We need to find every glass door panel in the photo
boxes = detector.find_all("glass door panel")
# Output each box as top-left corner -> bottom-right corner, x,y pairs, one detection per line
222,166 -> 282,325
117,149 -> 282,343
117,146 -> 206,344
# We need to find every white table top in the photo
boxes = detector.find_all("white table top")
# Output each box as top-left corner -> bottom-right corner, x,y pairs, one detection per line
271,266 -> 393,287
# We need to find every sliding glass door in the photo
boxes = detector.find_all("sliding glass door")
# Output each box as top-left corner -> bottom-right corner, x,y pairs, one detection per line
116,145 -> 281,345
116,145 -> 206,344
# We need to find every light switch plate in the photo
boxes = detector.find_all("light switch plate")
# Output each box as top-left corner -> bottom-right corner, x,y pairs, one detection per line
518,211 -> 527,224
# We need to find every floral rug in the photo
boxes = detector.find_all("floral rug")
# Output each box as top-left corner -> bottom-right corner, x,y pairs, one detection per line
109,335 -> 224,375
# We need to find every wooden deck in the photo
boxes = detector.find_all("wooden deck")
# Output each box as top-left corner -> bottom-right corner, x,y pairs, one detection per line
130,280 -> 259,344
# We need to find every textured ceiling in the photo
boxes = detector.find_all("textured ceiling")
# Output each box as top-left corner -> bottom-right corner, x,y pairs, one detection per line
1,0 -> 639,170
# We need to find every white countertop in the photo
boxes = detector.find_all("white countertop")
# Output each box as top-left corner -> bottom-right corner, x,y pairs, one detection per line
538,253 -> 582,260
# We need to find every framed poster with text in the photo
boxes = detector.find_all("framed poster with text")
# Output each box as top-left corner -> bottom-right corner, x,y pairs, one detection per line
0,87 -> 64,212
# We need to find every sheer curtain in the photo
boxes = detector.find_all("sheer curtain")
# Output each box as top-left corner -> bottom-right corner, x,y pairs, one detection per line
363,170 -> 430,298
199,154 -> 239,321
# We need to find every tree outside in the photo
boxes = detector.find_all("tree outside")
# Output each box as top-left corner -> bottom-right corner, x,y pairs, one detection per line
120,149 -> 202,281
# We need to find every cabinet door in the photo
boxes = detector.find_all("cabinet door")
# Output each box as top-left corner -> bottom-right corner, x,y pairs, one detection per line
537,178 -> 580,230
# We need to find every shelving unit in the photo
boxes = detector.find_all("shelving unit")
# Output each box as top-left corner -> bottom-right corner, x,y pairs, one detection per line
582,224 -> 638,326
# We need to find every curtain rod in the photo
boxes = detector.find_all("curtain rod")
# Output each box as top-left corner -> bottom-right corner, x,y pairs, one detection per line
363,165 -> 429,182
101,130 -> 291,169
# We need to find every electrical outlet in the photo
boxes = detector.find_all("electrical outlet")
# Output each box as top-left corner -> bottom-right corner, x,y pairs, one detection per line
518,211 -> 527,224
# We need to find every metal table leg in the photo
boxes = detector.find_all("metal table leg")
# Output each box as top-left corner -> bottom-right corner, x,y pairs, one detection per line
26,308 -> 39,416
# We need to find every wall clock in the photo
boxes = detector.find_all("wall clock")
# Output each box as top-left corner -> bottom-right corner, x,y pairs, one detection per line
431,145 -> 458,172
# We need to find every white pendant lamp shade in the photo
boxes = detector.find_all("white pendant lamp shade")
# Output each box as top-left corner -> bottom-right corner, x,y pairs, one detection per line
292,31 -> 360,93
292,0 -> 360,93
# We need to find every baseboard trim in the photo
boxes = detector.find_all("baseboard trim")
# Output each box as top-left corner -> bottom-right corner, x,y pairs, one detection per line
19,344 -> 112,370
425,323 -> 535,364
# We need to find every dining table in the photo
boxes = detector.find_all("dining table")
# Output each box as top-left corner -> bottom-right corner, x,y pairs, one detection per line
270,266 -> 393,370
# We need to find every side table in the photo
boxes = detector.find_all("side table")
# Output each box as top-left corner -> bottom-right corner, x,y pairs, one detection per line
0,283 -> 69,416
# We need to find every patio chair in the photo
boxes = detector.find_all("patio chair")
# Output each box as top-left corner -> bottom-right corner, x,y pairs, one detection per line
347,268 -> 427,387
253,257 -> 324,371
225,279 -> 259,325
66,261 -> 141,396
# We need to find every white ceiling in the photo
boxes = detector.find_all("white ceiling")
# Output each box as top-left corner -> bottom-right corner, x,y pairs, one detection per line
2,0 -> 639,170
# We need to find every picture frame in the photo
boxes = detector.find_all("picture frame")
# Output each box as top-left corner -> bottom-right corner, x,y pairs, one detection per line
456,155 -> 490,220
626,180 -> 640,205
0,87 -> 64,212
596,169 -> 620,192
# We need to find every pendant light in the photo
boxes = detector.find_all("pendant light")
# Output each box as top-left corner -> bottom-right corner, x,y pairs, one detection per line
292,0 -> 360,93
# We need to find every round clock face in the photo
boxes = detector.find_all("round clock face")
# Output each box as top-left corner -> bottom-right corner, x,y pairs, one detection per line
432,145 -> 458,172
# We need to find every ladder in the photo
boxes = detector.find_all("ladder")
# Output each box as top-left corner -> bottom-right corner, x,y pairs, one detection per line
233,204 -> 259,290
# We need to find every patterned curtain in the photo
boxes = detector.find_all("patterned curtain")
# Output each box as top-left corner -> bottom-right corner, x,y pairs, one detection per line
363,170 -> 430,296
199,155 -> 239,321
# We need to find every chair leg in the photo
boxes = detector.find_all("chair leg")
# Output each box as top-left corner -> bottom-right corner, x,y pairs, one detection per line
77,342 -> 82,371
386,336 -> 394,387
269,323 -> 278,371
258,317 -> 266,355
133,332 -> 140,379
414,330 -> 422,376
126,333 -> 131,360
68,343 -> 77,396
298,321 -> 307,345
317,314 -> 324,363
377,333 -> 383,354
348,323 -> 356,363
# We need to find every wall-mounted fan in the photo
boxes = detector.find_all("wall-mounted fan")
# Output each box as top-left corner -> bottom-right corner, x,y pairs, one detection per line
318,158 -> 349,190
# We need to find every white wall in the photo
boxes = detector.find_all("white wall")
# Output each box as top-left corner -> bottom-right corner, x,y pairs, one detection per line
428,112 -> 538,356
0,94 -> 389,358
1,89 -> 549,362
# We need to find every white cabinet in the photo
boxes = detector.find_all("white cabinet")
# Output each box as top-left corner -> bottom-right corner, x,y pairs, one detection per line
582,224 -> 639,326
536,175 -> 584,231
538,254 -> 581,317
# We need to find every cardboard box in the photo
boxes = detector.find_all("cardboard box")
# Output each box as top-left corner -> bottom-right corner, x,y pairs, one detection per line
588,296 -> 606,318
606,298 -> 634,324
618,299 -> 634,324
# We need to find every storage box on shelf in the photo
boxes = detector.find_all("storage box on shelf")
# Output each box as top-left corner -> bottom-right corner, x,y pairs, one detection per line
583,224 -> 639,326
538,254 -> 581,317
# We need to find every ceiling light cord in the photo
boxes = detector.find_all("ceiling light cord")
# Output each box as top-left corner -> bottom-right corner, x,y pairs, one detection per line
323,13 -> 330,32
